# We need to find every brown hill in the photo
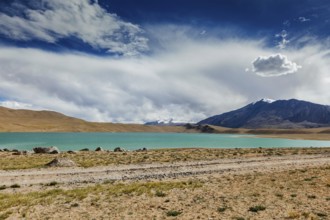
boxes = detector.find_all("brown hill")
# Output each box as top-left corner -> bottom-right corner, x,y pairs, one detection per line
0,107 -> 186,132
0,106 -> 329,140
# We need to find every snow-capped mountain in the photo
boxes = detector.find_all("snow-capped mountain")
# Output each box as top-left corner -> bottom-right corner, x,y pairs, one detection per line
198,99 -> 330,128
144,119 -> 185,126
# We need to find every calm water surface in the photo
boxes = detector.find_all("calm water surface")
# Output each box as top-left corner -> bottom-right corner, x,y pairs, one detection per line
0,132 -> 329,151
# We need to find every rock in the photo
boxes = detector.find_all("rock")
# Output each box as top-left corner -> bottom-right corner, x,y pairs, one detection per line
46,158 -> 76,167
12,151 -> 22,155
114,147 -> 125,152
80,148 -> 89,151
3,148 -> 9,152
95,147 -> 103,152
135,147 -> 147,152
0,149 -> 3,152
11,149 -> 19,152
67,150 -> 76,154
33,146 -> 60,154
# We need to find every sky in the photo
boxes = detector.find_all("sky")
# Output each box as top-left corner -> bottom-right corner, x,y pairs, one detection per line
0,0 -> 330,123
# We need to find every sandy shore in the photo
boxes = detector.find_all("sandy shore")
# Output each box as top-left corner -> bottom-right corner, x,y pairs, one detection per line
0,148 -> 329,219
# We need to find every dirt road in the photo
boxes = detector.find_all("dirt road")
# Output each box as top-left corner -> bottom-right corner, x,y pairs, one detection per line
1,154 -> 329,189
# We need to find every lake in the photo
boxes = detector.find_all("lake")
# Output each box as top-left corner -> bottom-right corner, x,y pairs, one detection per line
0,132 -> 329,151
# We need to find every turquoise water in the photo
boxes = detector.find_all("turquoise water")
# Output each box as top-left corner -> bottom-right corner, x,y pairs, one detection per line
0,132 -> 329,151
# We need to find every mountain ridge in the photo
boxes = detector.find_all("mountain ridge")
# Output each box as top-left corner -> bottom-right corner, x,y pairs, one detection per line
198,99 -> 330,129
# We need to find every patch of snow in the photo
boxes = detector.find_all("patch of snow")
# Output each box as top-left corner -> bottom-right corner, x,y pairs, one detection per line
252,98 -> 276,105
260,98 -> 276,103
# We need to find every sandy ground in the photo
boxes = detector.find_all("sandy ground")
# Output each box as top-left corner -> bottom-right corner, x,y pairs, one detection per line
0,152 -> 329,220
0,154 -> 329,191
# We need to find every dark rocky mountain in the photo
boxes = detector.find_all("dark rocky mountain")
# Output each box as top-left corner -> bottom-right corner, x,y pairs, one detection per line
198,99 -> 330,129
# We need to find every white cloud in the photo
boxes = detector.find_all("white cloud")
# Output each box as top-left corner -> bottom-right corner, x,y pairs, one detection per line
0,25 -> 329,123
0,101 -> 43,110
0,0 -> 148,56
299,17 -> 311,22
252,54 -> 301,77
276,30 -> 290,49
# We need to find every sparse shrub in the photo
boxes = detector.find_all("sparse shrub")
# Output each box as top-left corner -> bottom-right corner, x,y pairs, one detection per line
217,207 -> 227,212
233,217 -> 245,220
307,195 -> 316,199
46,181 -> 58,186
316,212 -> 327,217
290,194 -> 297,198
0,185 -> 6,190
155,190 -> 166,197
71,203 -> 79,207
10,184 -> 20,188
166,210 -> 182,217
275,193 -> 283,198
248,205 -> 266,212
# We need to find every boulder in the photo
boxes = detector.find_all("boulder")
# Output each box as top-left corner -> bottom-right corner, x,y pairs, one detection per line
95,147 -> 103,152
33,146 -> 60,154
46,158 -> 76,167
80,148 -> 89,151
114,147 -> 125,152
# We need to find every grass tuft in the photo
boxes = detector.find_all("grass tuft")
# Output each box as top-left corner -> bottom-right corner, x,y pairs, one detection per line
166,210 -> 182,217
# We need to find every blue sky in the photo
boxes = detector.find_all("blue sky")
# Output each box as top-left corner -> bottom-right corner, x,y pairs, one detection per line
0,0 -> 329,123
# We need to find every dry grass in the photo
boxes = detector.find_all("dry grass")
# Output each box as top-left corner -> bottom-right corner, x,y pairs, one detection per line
1,147 -> 329,170
0,180 -> 202,219
0,165 -> 329,219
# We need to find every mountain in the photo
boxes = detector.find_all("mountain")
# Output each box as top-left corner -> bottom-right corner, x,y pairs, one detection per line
198,99 -> 330,129
144,119 -> 185,126
0,106 -> 186,132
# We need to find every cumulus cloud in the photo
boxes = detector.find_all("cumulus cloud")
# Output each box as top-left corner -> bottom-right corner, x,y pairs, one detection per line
0,0 -> 148,56
252,54 -> 301,77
